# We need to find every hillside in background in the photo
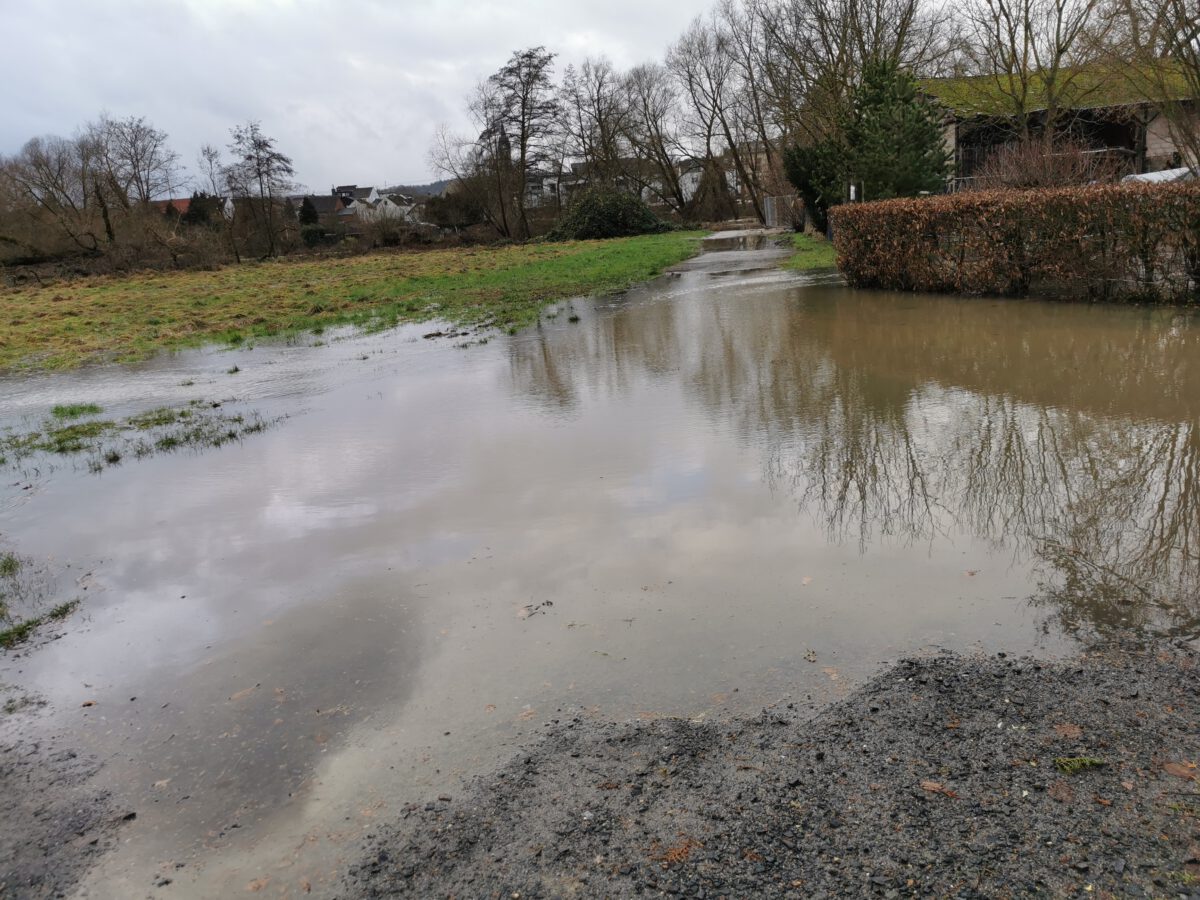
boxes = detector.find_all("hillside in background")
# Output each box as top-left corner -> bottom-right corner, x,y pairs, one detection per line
384,178 -> 452,198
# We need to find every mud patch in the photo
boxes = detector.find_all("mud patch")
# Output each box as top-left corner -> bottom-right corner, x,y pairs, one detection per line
0,719 -> 128,898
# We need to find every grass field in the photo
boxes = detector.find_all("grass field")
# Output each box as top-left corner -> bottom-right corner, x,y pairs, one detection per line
0,232 -> 706,371
784,232 -> 837,270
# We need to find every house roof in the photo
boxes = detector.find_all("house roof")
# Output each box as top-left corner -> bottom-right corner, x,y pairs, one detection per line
303,195 -> 344,215
922,61 -> 1196,118
150,198 -> 190,214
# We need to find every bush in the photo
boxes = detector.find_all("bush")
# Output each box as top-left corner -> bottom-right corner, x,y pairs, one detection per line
971,140 -> 1124,190
300,224 -> 326,248
548,189 -> 671,241
830,182 -> 1200,303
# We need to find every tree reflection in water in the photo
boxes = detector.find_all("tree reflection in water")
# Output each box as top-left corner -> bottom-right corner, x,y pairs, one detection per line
507,283 -> 1200,640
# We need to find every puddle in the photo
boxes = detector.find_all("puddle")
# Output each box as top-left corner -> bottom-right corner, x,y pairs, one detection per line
2,238 -> 1199,896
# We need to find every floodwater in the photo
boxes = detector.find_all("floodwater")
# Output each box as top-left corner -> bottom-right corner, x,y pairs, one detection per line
3,235 -> 1199,898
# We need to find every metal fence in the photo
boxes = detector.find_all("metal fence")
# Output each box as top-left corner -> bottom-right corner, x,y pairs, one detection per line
762,194 -> 799,228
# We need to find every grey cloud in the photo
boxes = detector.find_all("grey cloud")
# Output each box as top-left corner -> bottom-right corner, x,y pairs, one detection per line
0,0 -> 707,189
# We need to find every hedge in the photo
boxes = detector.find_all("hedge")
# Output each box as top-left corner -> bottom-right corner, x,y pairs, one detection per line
830,183 -> 1200,303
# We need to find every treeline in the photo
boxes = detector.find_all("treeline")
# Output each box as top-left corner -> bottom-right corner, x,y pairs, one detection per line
0,118 -> 297,272
4,0 -> 1198,271
434,0 -> 1200,237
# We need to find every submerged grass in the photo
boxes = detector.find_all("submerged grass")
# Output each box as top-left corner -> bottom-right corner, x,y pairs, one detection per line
0,542 -> 78,650
51,403 -> 103,419
783,232 -> 838,271
0,600 -> 79,649
0,232 -> 706,371
1,402 -> 275,474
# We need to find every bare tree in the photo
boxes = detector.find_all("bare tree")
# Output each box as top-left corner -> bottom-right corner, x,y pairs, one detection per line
429,102 -> 516,239
487,47 -> 560,239
957,0 -> 1112,144
718,1 -> 791,199
559,58 -> 630,186
195,143 -> 240,262
2,132 -> 109,253
668,18 -> 741,218
758,0 -> 953,142
431,49 -> 559,239
1117,0 -> 1200,168
93,114 -> 181,206
197,144 -> 225,197
621,63 -> 692,214
224,121 -> 295,257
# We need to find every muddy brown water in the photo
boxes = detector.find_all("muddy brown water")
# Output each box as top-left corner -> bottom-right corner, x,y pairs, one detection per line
2,237 -> 1199,897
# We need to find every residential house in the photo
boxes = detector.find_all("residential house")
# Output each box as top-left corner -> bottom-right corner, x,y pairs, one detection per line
294,185 -> 428,231
150,196 -> 236,220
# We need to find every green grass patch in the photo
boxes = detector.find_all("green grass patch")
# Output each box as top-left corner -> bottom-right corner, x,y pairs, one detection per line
128,407 -> 190,429
0,553 -> 19,579
1054,756 -> 1106,775
41,420 -> 117,453
51,403 -> 103,419
782,232 -> 838,271
0,232 -> 706,371
46,599 -> 80,621
0,619 -> 39,648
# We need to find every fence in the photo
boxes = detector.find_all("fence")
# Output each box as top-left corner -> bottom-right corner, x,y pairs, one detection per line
762,194 -> 799,228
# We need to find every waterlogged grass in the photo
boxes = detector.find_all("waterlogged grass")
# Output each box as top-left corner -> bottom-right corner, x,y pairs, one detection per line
783,232 -> 838,270
0,401 -> 274,473
0,599 -> 79,649
0,232 -> 706,371
42,420 -> 117,453
0,545 -> 79,650
51,403 -> 103,419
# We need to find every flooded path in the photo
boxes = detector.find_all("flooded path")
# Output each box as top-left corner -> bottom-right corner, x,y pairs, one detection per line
3,236 -> 1200,897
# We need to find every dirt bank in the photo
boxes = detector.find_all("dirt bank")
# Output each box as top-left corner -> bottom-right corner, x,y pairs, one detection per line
346,645 -> 1200,899
0,712 -> 130,898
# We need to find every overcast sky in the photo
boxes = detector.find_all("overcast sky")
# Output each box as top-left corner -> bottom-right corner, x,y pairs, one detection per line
0,0 -> 709,193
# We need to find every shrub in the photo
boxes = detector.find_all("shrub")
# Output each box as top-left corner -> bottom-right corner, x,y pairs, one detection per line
971,140 -> 1124,190
300,224 -> 326,248
830,182 -> 1200,303
548,189 -> 671,241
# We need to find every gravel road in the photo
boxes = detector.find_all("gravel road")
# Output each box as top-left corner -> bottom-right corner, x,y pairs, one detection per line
346,645 -> 1200,899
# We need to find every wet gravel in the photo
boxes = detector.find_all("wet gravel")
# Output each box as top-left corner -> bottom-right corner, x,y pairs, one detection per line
346,645 -> 1200,899
0,719 -> 127,899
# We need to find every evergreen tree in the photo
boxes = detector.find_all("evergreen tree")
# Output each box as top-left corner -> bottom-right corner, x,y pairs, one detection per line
785,61 -> 950,231
783,140 -> 846,234
181,191 -> 213,227
298,196 -> 320,226
842,61 -> 951,201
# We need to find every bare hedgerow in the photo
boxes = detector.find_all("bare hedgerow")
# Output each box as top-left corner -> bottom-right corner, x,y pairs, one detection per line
830,182 -> 1200,302
971,139 -> 1125,190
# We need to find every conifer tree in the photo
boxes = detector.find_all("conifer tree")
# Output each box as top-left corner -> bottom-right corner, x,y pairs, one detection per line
299,196 -> 319,226
785,61 -> 950,231
843,61 -> 951,201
